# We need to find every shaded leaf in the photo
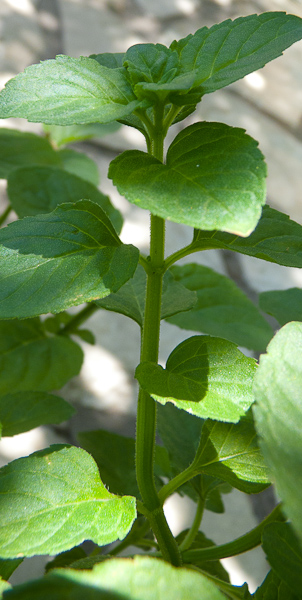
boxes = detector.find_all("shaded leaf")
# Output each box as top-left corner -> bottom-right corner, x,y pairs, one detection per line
7,166 -> 122,233
0,445 -> 136,558
262,522 -> 302,597
57,148 -> 99,186
0,200 -> 139,319
3,556 -> 226,599
0,55 -> 141,125
167,263 -> 273,351
0,391 -> 75,437
90,53 -> 125,69
259,288 -> 302,327
43,121 -> 121,147
176,530 -> 230,582
253,322 -> 302,541
193,206 -> 302,268
0,128 -> 60,179
45,547 -> 87,573
254,570 -> 301,600
0,319 -> 83,395
0,559 -> 23,582
171,13 -> 302,95
96,265 -> 196,326
136,335 -> 257,422
109,122 -> 266,236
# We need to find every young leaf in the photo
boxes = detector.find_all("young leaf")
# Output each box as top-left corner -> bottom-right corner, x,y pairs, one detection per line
0,445 -> 136,558
259,288 -> 302,326
262,522 -> 302,596
0,319 -> 83,395
0,392 -> 75,437
2,556 -> 226,599
171,12 -> 302,95
253,322 -> 302,541
57,148 -> 100,186
136,336 -> 257,423
7,166 -> 123,233
43,121 -> 121,147
96,265 -> 196,326
109,121 -> 266,236
0,55 -> 141,125
0,200 -> 139,319
193,416 -> 270,493
193,206 -> 302,268
0,129 -> 60,179
166,264 -> 273,351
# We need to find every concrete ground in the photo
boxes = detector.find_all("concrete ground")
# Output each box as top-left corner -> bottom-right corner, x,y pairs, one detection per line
1,0 -> 302,591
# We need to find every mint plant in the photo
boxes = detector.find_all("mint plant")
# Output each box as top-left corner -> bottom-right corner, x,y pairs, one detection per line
0,11 -> 301,599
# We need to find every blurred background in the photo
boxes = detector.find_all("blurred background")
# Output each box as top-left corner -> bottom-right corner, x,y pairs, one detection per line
1,0 -> 302,590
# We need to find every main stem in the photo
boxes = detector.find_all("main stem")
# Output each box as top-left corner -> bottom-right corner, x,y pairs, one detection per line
135,110 -> 182,566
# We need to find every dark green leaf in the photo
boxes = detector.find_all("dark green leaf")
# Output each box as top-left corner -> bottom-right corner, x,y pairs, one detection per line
0,559 -> 23,581
90,53 -> 125,69
0,55 -> 141,125
167,264 -> 273,351
177,530 -> 229,582
193,416 -> 270,493
0,200 -> 139,319
171,13 -> 302,95
262,522 -> 302,596
0,445 -> 136,558
43,121 -> 121,147
0,129 -> 60,179
259,288 -> 302,326
0,391 -> 75,437
109,122 -> 266,236
193,206 -> 302,268
57,148 -> 99,186
0,319 -> 83,395
78,429 -> 169,499
96,265 -> 196,326
254,570 -> 301,600
136,335 -> 257,422
45,547 -> 87,573
253,322 -> 302,541
7,166 -> 123,233
3,556 -> 226,599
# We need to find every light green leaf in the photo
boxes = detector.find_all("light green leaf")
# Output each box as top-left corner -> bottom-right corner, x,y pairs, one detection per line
259,288 -> 302,326
2,556 -> 226,599
109,121 -> 266,236
136,335 -> 257,423
57,148 -> 99,186
193,416 -> 270,493
171,13 -> 302,95
0,445 -> 136,558
193,206 -> 302,268
96,264 -> 196,326
0,392 -> 75,437
43,121 -> 121,147
253,322 -> 302,541
0,55 -> 141,125
167,264 -> 273,351
0,319 -> 83,395
7,166 -> 123,233
0,200 -> 139,319
0,580 -> 11,595
0,128 -> 60,179
262,522 -> 302,597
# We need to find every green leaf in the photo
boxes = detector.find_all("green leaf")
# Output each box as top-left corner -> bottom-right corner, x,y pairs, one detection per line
0,445 -> 136,558
7,166 -> 123,233
109,121 -> 266,236
0,129 -> 60,179
253,322 -> 302,541
0,200 -> 139,319
193,416 -> 270,493
0,55 -> 141,125
136,335 -> 257,423
45,547 -> 87,573
254,570 -> 301,600
0,559 -> 23,581
78,429 -> 169,499
96,264 -> 196,326
176,530 -> 230,582
0,580 -> 11,595
262,522 -> 302,597
0,391 -> 75,437
43,121 -> 121,147
259,288 -> 302,327
90,52 -> 125,69
171,13 -> 302,95
193,206 -> 302,268
167,264 -> 273,351
0,319 -> 83,395
57,148 -> 99,186
2,556 -> 226,599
